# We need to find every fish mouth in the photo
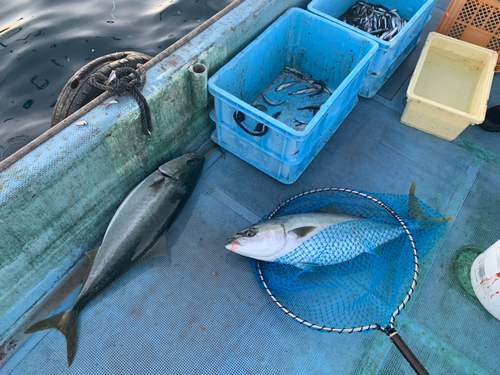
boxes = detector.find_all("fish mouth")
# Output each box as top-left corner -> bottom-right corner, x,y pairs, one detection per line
225,239 -> 240,252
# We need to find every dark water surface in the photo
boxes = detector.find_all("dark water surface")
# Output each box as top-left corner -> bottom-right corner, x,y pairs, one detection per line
0,0 -> 233,161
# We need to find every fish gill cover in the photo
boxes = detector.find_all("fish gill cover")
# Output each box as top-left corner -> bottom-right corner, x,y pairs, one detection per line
251,187 -> 448,331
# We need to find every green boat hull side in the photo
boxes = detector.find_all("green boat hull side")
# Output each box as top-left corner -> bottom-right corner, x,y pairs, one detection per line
0,0 -> 309,366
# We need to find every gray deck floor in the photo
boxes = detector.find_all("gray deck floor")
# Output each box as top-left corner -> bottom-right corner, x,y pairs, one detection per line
5,1 -> 500,374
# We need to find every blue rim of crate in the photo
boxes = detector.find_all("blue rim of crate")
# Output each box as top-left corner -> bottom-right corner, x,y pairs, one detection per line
307,0 -> 436,49
208,8 -> 379,137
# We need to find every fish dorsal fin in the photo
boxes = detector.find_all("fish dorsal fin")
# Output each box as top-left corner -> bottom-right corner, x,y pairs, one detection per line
320,205 -> 348,215
409,181 -> 416,197
141,235 -> 168,261
409,182 -> 424,221
288,226 -> 317,239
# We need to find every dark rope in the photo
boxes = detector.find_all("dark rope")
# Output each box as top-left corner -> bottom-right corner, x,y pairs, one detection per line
233,111 -> 268,137
90,64 -> 152,137
76,52 -> 129,81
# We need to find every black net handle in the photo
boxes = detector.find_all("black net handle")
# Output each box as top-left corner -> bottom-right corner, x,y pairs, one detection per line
233,111 -> 268,136
256,187 -> 426,374
388,330 -> 430,375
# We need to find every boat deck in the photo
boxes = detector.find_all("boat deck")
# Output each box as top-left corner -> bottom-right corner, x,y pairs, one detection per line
4,1 -> 500,374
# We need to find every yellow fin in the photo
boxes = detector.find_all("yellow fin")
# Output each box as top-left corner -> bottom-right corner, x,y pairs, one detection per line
408,182 -> 452,223
24,308 -> 79,366
81,248 -> 99,286
409,181 -> 416,197
408,182 -> 427,221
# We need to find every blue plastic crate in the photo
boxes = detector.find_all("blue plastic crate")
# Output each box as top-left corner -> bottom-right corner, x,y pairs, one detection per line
208,8 -> 378,183
210,92 -> 357,184
307,0 -> 436,98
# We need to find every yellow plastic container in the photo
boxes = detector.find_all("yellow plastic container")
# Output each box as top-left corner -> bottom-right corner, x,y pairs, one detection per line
401,32 -> 497,141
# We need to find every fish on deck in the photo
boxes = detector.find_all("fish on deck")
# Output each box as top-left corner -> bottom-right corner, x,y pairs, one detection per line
24,153 -> 205,366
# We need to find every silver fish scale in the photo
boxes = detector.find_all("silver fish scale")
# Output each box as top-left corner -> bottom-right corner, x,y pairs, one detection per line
339,1 -> 408,41
275,218 -> 408,266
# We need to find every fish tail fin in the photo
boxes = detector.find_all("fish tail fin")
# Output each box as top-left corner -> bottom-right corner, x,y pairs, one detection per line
409,182 -> 425,221
25,308 -> 79,366
409,182 -> 453,223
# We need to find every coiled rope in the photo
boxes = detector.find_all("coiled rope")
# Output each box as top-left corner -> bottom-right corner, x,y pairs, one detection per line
90,64 -> 152,137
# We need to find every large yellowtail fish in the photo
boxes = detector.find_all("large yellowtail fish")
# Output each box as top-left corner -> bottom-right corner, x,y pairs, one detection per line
25,153 -> 204,366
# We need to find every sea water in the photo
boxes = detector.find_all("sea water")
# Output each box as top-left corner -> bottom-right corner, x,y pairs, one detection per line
0,0 -> 232,161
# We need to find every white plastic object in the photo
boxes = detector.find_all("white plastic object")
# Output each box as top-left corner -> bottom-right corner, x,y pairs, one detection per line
471,239 -> 500,320
401,32 -> 498,141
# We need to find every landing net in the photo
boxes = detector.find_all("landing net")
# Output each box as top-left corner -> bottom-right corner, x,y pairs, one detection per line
252,187 -> 448,333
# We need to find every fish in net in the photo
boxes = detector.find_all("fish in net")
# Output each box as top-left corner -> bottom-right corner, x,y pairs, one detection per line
227,184 -> 449,374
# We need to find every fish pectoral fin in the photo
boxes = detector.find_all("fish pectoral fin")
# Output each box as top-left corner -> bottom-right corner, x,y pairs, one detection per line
81,247 -> 99,287
159,164 -> 181,180
288,226 -> 317,239
86,248 -> 99,265
141,235 -> 168,261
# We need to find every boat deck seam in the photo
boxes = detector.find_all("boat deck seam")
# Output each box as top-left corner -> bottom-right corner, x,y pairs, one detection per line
202,184 -> 261,224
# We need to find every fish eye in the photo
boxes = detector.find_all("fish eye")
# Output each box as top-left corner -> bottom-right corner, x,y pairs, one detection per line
244,229 -> 256,237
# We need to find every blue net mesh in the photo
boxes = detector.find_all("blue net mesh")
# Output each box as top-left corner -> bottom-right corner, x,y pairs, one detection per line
251,188 -> 448,332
